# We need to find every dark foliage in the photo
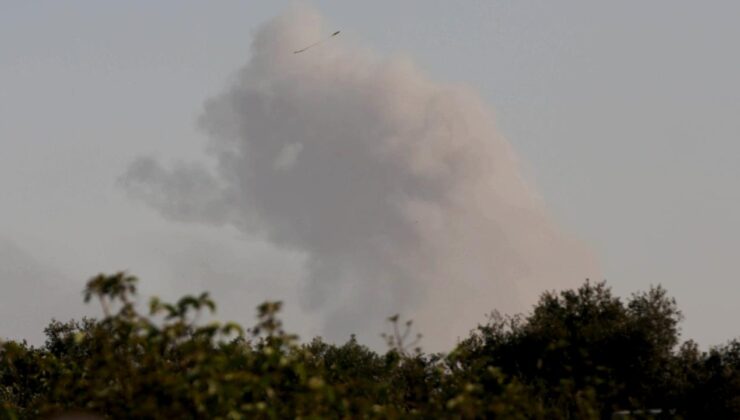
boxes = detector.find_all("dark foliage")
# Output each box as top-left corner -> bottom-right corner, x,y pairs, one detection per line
1,274 -> 738,419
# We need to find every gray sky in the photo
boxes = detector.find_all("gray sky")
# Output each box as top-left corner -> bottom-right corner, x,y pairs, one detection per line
1,1 -> 738,348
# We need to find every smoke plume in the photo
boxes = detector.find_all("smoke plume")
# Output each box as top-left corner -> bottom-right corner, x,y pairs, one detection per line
121,6 -> 599,349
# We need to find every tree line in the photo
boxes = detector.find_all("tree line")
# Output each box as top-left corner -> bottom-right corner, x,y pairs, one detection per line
1,273 -> 738,419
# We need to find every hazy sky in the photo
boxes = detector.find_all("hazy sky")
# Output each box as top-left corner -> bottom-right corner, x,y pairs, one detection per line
2,1 -> 739,348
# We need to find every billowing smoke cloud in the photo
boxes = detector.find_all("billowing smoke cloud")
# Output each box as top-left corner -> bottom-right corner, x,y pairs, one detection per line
121,6 -> 599,350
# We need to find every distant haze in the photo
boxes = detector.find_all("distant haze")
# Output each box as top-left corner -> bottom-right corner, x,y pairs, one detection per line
122,6 -> 599,349
3,1 -> 739,350
0,240 -> 86,344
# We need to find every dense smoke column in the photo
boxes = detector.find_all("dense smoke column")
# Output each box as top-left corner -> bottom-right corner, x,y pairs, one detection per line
122,6 -> 599,349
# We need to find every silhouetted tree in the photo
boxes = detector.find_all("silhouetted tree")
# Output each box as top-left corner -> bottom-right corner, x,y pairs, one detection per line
1,274 -> 737,419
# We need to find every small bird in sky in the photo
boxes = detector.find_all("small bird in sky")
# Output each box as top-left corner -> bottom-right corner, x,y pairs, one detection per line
293,30 -> 341,54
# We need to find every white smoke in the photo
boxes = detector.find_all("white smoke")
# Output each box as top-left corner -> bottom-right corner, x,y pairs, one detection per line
121,6 -> 599,350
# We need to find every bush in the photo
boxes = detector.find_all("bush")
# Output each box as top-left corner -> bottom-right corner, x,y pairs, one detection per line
1,274 -> 737,418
